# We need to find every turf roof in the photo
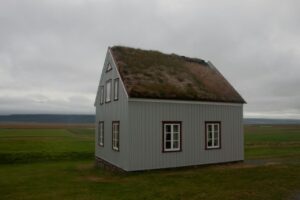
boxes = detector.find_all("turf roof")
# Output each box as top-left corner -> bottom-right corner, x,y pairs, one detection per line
110,46 -> 245,103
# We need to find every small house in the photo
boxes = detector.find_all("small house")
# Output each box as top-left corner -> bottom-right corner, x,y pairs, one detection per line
94,46 -> 246,171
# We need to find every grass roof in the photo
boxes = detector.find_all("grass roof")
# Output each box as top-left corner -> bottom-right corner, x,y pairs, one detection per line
110,46 -> 245,103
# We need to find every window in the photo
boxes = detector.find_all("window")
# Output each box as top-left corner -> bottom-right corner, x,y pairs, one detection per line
205,122 -> 221,149
105,79 -> 112,103
162,122 -> 182,152
113,78 -> 119,101
112,121 -> 120,151
106,63 -> 112,72
99,86 -> 104,105
98,121 -> 104,146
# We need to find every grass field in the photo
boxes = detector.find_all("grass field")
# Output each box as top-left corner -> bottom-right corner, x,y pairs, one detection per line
0,124 -> 299,200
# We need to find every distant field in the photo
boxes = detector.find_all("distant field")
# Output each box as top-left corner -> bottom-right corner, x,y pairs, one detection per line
0,125 -> 94,164
245,125 -> 300,160
0,124 -> 299,200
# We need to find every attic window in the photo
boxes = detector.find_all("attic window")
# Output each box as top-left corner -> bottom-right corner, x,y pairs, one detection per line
114,78 -> 119,101
106,63 -> 112,72
105,79 -> 112,103
99,86 -> 104,105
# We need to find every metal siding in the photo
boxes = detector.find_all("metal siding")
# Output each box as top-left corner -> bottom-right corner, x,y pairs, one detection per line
128,101 -> 243,171
95,50 -> 129,170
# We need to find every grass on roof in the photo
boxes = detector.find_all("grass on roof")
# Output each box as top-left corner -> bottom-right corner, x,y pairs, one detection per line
111,46 -> 245,103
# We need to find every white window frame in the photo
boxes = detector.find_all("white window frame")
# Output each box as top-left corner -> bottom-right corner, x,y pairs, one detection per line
106,63 -> 112,72
100,86 -> 104,105
105,79 -> 112,103
205,122 -> 221,149
98,121 -> 104,146
163,122 -> 181,152
112,121 -> 120,151
113,78 -> 119,101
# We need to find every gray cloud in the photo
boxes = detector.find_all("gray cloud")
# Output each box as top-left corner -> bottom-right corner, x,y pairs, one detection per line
0,0 -> 300,118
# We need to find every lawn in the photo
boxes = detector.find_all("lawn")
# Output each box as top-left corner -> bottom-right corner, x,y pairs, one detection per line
0,124 -> 299,200
245,125 -> 300,160
0,128 -> 94,163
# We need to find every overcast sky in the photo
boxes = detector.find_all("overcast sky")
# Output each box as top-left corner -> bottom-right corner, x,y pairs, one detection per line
1,0 -> 300,119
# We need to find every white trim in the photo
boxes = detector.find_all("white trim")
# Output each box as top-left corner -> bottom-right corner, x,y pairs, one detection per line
129,98 -> 243,107
112,122 -> 120,151
206,123 -> 220,149
163,123 -> 181,152
108,48 -> 129,99
98,121 -> 104,146
105,80 -> 112,102
106,63 -> 112,72
100,86 -> 104,105
113,78 -> 119,101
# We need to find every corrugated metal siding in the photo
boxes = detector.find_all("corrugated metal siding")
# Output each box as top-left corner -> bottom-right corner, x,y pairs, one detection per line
128,101 -> 243,171
95,50 -> 129,170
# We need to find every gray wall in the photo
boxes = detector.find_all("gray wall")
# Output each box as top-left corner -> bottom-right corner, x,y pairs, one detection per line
128,100 -> 244,171
95,49 -> 129,170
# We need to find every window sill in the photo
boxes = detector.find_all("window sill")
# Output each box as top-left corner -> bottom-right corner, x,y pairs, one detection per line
162,149 -> 182,153
112,148 -> 119,152
205,147 -> 221,150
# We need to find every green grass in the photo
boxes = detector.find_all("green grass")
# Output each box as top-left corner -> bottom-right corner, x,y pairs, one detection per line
245,125 -> 300,159
0,128 -> 94,163
0,125 -> 299,200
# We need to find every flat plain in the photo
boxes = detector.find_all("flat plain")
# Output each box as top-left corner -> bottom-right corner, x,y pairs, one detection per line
0,124 -> 299,200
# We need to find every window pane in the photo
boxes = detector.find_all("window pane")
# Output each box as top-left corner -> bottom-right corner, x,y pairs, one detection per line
208,132 -> 213,139
214,139 -> 218,146
208,139 -> 212,147
214,124 -> 219,131
214,132 -> 218,139
166,133 -> 171,140
166,141 -> 171,149
165,125 -> 171,132
173,141 -> 179,149
173,124 -> 179,132
208,125 -> 212,131
173,133 -> 178,140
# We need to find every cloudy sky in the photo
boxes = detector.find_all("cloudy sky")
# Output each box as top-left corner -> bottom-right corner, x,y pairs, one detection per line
1,0 -> 300,119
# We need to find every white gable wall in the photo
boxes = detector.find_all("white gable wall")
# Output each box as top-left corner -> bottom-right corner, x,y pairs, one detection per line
95,49 -> 129,170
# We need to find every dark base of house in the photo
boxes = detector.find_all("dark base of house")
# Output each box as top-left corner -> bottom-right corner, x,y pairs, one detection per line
95,156 -> 126,172
95,156 -> 244,172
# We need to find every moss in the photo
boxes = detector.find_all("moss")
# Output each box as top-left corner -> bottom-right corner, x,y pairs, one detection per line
111,46 -> 245,103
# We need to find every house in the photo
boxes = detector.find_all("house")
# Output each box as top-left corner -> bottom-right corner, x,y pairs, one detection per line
94,46 -> 246,171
